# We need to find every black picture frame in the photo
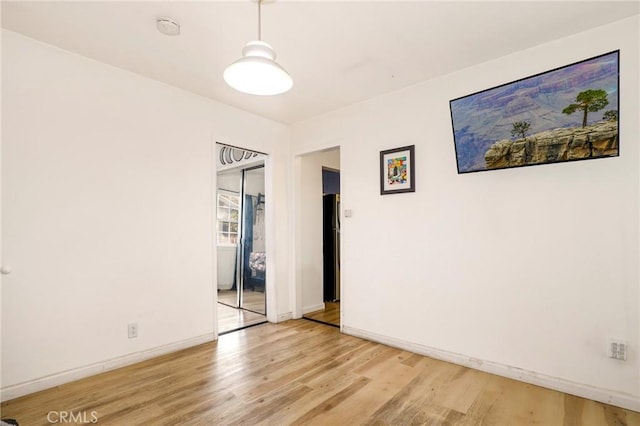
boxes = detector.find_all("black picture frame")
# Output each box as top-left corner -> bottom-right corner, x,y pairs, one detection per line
450,50 -> 620,174
380,145 -> 415,195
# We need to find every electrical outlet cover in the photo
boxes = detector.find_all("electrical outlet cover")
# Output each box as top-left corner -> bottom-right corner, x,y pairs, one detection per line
608,339 -> 628,361
128,323 -> 138,339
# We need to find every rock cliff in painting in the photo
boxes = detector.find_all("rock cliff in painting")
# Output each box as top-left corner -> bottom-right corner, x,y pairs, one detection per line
484,120 -> 618,170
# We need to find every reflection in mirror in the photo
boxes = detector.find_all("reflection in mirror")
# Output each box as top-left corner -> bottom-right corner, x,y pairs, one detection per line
240,166 -> 266,315
216,146 -> 267,334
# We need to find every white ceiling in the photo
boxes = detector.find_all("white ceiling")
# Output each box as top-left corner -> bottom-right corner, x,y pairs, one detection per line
2,1 -> 638,124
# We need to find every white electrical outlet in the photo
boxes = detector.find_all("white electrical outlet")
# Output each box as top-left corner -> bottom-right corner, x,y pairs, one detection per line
128,323 -> 138,339
608,339 -> 627,361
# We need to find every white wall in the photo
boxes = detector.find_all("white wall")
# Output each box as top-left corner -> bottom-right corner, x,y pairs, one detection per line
1,30 -> 290,399
291,16 -> 639,410
299,149 -> 340,314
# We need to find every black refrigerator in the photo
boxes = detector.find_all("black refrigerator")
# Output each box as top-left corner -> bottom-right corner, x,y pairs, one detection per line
323,194 -> 340,302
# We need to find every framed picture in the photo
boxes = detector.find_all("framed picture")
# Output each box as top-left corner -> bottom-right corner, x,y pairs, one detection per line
380,145 -> 415,195
450,50 -> 619,174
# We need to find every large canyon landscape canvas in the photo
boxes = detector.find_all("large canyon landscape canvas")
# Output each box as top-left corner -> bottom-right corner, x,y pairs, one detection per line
450,51 -> 619,174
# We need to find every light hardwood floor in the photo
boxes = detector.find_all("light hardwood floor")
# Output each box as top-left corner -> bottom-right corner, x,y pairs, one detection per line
2,320 -> 638,425
303,301 -> 340,327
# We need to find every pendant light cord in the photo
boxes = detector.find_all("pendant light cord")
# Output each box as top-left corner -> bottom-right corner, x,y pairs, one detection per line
257,0 -> 262,41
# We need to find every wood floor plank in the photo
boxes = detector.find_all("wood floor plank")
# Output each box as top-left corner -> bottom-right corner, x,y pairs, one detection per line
2,320 -> 638,426
267,372 -> 367,425
304,358 -> 425,425
410,405 -> 466,426
432,366 -> 491,414
366,358 -> 461,425
303,302 -> 340,326
289,376 -> 372,426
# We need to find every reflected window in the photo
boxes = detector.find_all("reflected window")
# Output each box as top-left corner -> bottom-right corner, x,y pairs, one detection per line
217,191 -> 240,245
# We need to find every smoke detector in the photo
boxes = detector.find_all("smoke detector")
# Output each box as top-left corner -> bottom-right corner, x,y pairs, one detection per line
156,17 -> 180,36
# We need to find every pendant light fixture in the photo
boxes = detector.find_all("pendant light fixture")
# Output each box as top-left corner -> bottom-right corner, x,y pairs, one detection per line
224,0 -> 293,96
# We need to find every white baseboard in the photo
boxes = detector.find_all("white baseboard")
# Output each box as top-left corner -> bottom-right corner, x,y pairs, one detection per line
1,333 -> 215,402
277,312 -> 293,322
342,326 -> 639,412
302,303 -> 325,315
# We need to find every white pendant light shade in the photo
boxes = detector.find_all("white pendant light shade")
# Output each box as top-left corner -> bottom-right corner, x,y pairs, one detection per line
224,41 -> 293,96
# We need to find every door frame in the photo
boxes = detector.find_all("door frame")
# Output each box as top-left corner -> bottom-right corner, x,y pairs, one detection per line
213,142 -> 275,338
292,146 -> 343,330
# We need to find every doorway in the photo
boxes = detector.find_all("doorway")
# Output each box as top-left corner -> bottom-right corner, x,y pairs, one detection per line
216,145 -> 268,334
300,148 -> 341,328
